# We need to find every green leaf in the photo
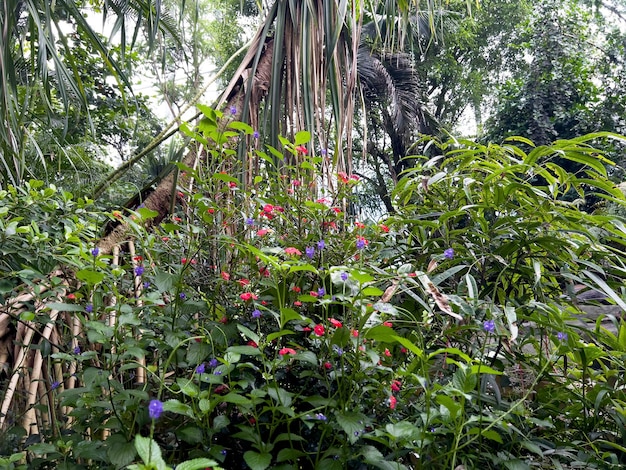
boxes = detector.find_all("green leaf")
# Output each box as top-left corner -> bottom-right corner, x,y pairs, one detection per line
364,325 -> 396,343
221,393 -> 252,405
187,341 -> 210,365
390,336 -> 424,357
237,324 -> 260,344
176,458 -> 221,470
289,263 -> 319,274
175,378 -> 200,397
164,398 -> 196,417
107,438 -> 136,468
470,364 -> 503,375
136,207 -> 159,220
280,308 -> 302,327
76,269 -> 105,285
277,448 -> 306,462
436,395 -> 460,420
243,450 -> 272,470
267,329 -> 295,342
481,429 -> 503,443
228,121 -> 254,134
294,130 -> 311,145
134,435 -> 166,470
336,411 -> 367,444
227,345 -> 262,356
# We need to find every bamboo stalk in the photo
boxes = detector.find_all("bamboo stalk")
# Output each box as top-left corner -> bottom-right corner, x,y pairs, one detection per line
129,241 -> 146,385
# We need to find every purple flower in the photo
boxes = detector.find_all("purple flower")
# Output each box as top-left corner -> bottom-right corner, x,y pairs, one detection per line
332,345 -> 344,356
179,292 -> 186,300
483,319 -> 496,333
315,413 -> 327,421
320,148 -> 328,156
51,381 -> 60,390
221,450 -> 228,456
253,131 -> 259,139
143,281 -> 150,289
149,399 -> 163,419
214,370 -> 223,376
305,246 -> 315,258
317,240 -> 326,250
356,238 -> 366,250
208,358 -> 219,368
85,304 -> 93,313
252,309 -> 262,319
318,287 -> 325,297
340,272 -> 348,281
557,332 -> 568,341
444,248 -> 455,259
91,247 -> 99,257
134,265 -> 144,276
196,363 -> 206,374
73,346 -> 81,354
245,217 -> 255,226
229,106 -> 237,115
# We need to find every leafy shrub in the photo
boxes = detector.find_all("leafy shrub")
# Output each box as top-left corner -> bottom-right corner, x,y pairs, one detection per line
1,112 -> 626,469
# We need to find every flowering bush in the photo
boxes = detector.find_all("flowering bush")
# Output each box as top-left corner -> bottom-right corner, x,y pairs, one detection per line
1,113 -> 626,469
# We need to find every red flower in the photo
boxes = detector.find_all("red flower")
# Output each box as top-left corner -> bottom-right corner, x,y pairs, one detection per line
383,321 -> 393,328
331,207 -> 341,214
329,318 -> 343,328
391,380 -> 402,392
67,293 -> 76,300
302,326 -> 312,332
285,247 -> 302,256
240,292 -> 258,301
295,145 -> 308,154
207,208 -> 215,214
221,271 -> 230,281
247,340 -> 258,348
257,229 -> 269,236
351,329 -> 359,337
294,301 -> 303,307
173,216 -> 182,222
228,181 -> 237,188
380,224 -> 390,233
400,347 -> 408,354
291,286 -> 301,293
279,347 -> 296,356
238,279 -> 250,287
161,237 -> 169,241
408,272 -> 417,277
389,395 -> 397,410
263,204 -> 274,213
219,316 -> 228,324
310,291 -> 318,298
324,362 -> 332,370
292,180 -> 301,187
133,255 -> 143,262
384,348 -> 392,357
338,171 -> 349,183
314,324 -> 325,336
354,221 -> 365,229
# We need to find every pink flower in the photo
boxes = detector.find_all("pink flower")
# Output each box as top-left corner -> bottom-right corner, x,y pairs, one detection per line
237,278 -> 250,287
380,224 -> 389,233
383,321 -> 393,327
294,301 -> 303,307
221,271 -> 230,281
240,292 -> 258,301
389,395 -> 397,410
310,291 -> 318,297
324,362 -> 332,370
257,229 -> 269,236
279,348 -> 296,356
295,145 -> 308,154
351,329 -> 359,337
329,318 -> 343,328
314,324 -> 325,336
391,380 -> 402,392
384,348 -> 392,357
285,247 -> 302,256
338,172 -> 349,183
263,204 -> 274,213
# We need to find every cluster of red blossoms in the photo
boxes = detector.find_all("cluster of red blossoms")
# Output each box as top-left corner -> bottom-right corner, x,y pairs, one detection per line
258,204 -> 285,220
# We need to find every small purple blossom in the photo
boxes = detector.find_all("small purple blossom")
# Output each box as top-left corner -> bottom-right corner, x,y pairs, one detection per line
356,238 -> 366,250
73,346 -> 81,354
483,319 -> 496,333
332,345 -> 344,356
318,287 -> 325,297
149,399 -> 163,419
196,363 -> 206,374
557,332 -> 568,341
51,381 -> 60,390
221,450 -> 228,456
317,240 -> 326,250
315,413 -> 327,421
214,370 -> 223,376
208,358 -> 218,368
444,248 -> 455,259
143,281 -> 150,289
229,106 -> 237,115
85,304 -> 93,313
252,309 -> 262,319
91,247 -> 99,257
305,246 -> 315,258
245,217 -> 255,226
340,271 -> 348,281
179,292 -> 186,300
252,130 -> 259,139
134,265 -> 145,276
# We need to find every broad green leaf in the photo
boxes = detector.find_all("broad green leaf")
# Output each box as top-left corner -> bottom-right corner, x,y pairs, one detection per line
280,308 -> 302,327
243,450 -> 272,470
237,324 -> 260,344
221,393 -> 252,405
365,325 -> 396,343
176,458 -> 221,470
175,380 -> 200,398
470,364 -> 503,375
134,435 -> 166,470
164,399 -> 195,417
336,411 -> 367,444
76,269 -> 105,285
294,130 -> 311,145
46,302 -> 85,312
390,336 -> 424,357
267,330 -> 295,342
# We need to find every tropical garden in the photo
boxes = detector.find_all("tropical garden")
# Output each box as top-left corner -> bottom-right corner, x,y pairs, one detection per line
2,0 -> 626,469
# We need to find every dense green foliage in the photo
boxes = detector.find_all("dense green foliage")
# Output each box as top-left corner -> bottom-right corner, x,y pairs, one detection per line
2,112 -> 626,468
